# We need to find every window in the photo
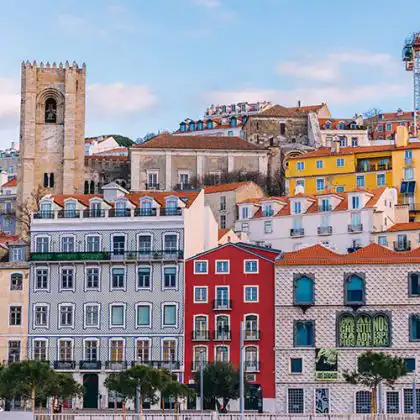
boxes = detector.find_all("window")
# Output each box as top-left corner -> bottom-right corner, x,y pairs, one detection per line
11,247 -> 24,262
110,339 -> 124,362
403,389 -> 420,413
85,304 -> 99,328
386,391 -> 400,414
34,305 -> 48,327
241,207 -> 249,220
405,167 -> 415,180
356,391 -> 372,413
293,201 -> 302,214
215,286 -> 229,308
110,304 -> 125,327
339,136 -> 347,146
244,315 -> 258,339
377,173 -> 385,186
33,340 -> 47,361
356,175 -> 365,188
288,389 -> 304,414
336,158 -> 344,167
386,123 -> 392,131
59,340 -> 73,361
194,316 -> 208,340
162,339 -> 176,362
401,180 -> 416,194
136,305 -> 151,327
296,162 -> 304,171
136,340 -> 150,362
112,267 -> 125,289
163,304 -> 177,326
220,196 -> 226,211
61,268 -> 74,290
86,235 -> 100,252
10,273 -> 23,291
147,171 -> 159,187
294,276 -> 314,305
220,215 -> 226,229
84,340 -> 98,361
290,358 -> 303,373
410,273 -> 420,296
316,160 -> 323,169
405,358 -> 416,373
194,261 -> 208,274
320,199 -> 330,212
336,186 -> 344,193
59,304 -> 74,328
194,287 -> 207,303
352,196 -> 360,209
216,260 -> 229,274
8,341 -> 20,362
244,345 -> 258,371
241,223 -> 249,232
377,125 -> 383,132
86,268 -> 99,290
45,97 -> 57,123
263,204 -> 273,217
378,236 -> 388,246
9,306 -> 22,326
36,237 -> 49,253
244,260 -> 258,273
215,315 -> 230,340
179,173 -> 190,186
316,178 -> 325,191
345,274 -> 365,305
138,266 -> 151,289
294,321 -> 314,346
409,315 -> 420,341
112,235 -> 125,256
164,234 -> 177,252
61,236 -> 75,253
352,137 -> 358,147
244,286 -> 258,302
264,221 -> 272,234
138,235 -> 152,253
163,266 -> 177,289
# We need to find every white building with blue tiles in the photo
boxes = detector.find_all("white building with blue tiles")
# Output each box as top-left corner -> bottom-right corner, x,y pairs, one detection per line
28,183 -> 217,409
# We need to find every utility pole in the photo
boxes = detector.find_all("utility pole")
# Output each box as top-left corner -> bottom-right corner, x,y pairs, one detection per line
136,384 -> 142,420
239,320 -> 244,420
200,350 -> 204,411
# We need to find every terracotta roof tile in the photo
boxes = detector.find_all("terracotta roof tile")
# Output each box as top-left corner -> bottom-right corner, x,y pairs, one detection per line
132,135 -> 265,151
2,178 -> 16,187
386,222 -> 420,232
255,105 -> 302,118
52,194 -> 103,208
318,118 -> 365,130
85,155 -> 128,161
204,181 -> 253,194
126,191 -> 199,208
218,228 -> 230,240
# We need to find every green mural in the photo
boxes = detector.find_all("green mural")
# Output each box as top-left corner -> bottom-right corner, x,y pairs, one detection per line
338,313 -> 390,347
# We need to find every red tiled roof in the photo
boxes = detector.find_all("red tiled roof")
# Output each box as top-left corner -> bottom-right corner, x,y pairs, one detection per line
52,194 -> 103,208
85,156 -> 128,161
218,228 -> 230,240
2,178 -> 16,187
288,145 -> 395,159
204,181 -> 253,194
256,105 -> 302,118
239,196 -> 286,205
0,232 -> 20,246
126,191 -> 199,208
318,118 -> 365,130
386,222 -> 420,232
132,135 -> 265,151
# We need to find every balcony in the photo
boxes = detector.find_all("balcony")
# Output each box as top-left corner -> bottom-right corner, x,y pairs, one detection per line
160,207 -> 182,216
57,210 -> 80,219
33,211 -> 54,220
174,183 -> 195,191
131,360 -> 180,370
134,208 -> 157,217
244,330 -> 260,341
405,158 -> 413,166
244,361 -> 260,372
53,360 -> 76,370
192,361 -> 208,371
357,163 -> 392,172
83,209 -> 105,218
213,299 -> 232,310
30,249 -> 184,262
319,205 -> 332,212
145,183 -> 160,190
105,361 -> 128,371
79,360 -> 101,370
290,228 -> 304,237
394,240 -> 411,252
213,330 -> 231,341
317,226 -> 332,235
109,209 -> 131,218
192,330 -> 210,341
348,224 -> 363,233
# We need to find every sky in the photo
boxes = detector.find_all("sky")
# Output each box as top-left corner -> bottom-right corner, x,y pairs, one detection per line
0,0 -> 419,148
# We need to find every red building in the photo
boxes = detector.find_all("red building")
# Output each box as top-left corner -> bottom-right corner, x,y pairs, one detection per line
184,242 -> 280,412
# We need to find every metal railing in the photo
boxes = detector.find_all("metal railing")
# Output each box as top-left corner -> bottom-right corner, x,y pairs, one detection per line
131,360 -> 180,369
348,224 -> 363,233
192,330 -> 210,341
79,360 -> 101,370
134,208 -> 157,217
213,299 -> 232,310
290,228 -> 304,237
394,240 -> 411,251
319,205 -> 332,212
53,360 -> 76,370
213,330 -> 231,340
145,183 -> 160,190
317,226 -> 332,235
109,208 -> 131,217
244,360 -> 260,371
357,163 -> 392,172
105,361 -> 128,370
244,330 -> 260,340
57,210 -> 80,219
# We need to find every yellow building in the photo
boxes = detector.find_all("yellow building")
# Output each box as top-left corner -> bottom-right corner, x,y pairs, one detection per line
286,127 -> 420,220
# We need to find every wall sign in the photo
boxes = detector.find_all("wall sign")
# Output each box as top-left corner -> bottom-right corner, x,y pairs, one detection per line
315,348 -> 338,381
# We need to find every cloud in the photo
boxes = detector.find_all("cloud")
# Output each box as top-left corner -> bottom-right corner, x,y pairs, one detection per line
87,83 -> 157,118
277,52 -> 397,82
192,0 -> 221,7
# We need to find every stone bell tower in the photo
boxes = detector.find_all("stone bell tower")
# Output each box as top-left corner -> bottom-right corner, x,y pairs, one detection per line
17,60 -> 86,204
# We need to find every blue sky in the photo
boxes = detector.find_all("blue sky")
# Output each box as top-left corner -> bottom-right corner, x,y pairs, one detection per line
0,0 -> 418,147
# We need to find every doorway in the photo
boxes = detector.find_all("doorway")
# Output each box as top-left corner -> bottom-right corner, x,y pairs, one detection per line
83,374 -> 99,409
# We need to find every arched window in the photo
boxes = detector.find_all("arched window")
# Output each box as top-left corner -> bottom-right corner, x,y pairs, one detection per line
244,315 -> 258,340
84,181 -> 89,194
49,173 -> 54,188
45,98 -> 57,123
215,315 -> 230,340
294,275 -> 314,305
355,391 -> 371,413
89,181 -> 95,194
244,346 -> 258,372
345,274 -> 365,305
43,173 -> 49,188
10,273 -> 23,291
215,345 -> 229,362
194,316 -> 208,340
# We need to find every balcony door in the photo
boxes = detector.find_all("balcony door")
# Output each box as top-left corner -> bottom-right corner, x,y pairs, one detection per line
216,287 -> 229,308
216,315 -> 229,339
112,236 -> 125,257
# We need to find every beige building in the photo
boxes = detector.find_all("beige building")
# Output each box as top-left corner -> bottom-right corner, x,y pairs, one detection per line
130,135 -> 269,192
275,243 -> 420,414
374,220 -> 420,251
18,61 -> 86,205
204,181 -> 265,229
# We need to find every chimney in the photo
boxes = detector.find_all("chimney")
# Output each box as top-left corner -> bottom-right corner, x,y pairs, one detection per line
298,100 -> 301,108
10,141 -> 15,150
334,141 -> 340,153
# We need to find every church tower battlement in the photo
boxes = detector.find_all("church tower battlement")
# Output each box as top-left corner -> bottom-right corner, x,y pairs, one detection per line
18,60 -> 86,205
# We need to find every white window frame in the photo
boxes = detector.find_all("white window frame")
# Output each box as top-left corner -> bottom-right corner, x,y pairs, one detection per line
34,235 -> 51,253
163,232 -> 180,252
162,264 -> 178,290
240,206 -> 250,220
214,344 -> 230,363
244,259 -> 259,274
336,158 -> 344,168
194,260 -> 208,274
135,302 -> 152,328
136,265 -> 152,291
32,338 -> 48,361
59,266 -> 75,292
10,271 -> 24,291
9,304 -> 22,327
215,260 -> 230,274
137,232 -> 153,253
83,302 -> 101,329
110,265 -> 126,291
316,178 -> 325,191
241,222 -> 249,232
161,337 -> 177,362
162,302 -> 178,328
60,234 -> 76,253
34,266 -> 49,292
109,302 -> 127,329
83,337 -> 100,361
33,303 -> 50,329
264,220 -> 273,234
146,170 -> 159,187
85,234 -> 101,253
244,285 -> 259,303
135,337 -> 151,362
84,266 -> 101,292
296,161 -> 305,171
108,337 -> 126,361
316,160 -> 323,169
58,302 -> 75,329
193,286 -> 208,303
192,344 -> 208,370
377,172 -> 386,186
57,338 -> 74,361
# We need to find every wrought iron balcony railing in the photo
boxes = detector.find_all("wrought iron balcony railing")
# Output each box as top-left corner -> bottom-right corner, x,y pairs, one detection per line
290,228 -> 305,237
54,360 -> 76,370
348,224 -> 363,233
393,240 -> 411,252
213,299 -> 232,310
105,361 -> 128,370
192,330 -> 210,341
317,226 -> 332,235
79,360 -> 102,370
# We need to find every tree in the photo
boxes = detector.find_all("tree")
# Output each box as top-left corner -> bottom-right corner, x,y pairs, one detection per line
343,351 -> 407,414
160,370 -> 192,413
194,362 -> 242,413
104,371 -> 134,419
43,373 -> 83,413
363,108 -> 383,140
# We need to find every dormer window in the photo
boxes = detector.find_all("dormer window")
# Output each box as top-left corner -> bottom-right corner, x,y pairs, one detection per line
320,199 -> 331,212
241,206 -> 249,220
293,202 -> 302,214
324,121 -> 332,129
263,204 -> 273,217
197,121 -> 203,130
140,199 -> 153,216
64,200 -> 77,218
180,122 -> 186,132
89,200 -> 103,218
230,117 -> 237,127
189,122 -> 196,131
337,121 -> 345,130
207,120 -> 213,129
351,196 -> 360,209
115,200 -> 127,217
165,198 -> 179,216
40,202 -> 53,219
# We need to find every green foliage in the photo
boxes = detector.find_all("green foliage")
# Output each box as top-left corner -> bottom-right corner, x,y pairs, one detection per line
343,351 -> 407,389
194,362 -> 242,412
104,371 -> 135,401
43,373 -> 83,400
108,135 -> 135,147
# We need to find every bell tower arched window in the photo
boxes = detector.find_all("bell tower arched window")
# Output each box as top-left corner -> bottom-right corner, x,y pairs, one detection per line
45,98 -> 57,123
